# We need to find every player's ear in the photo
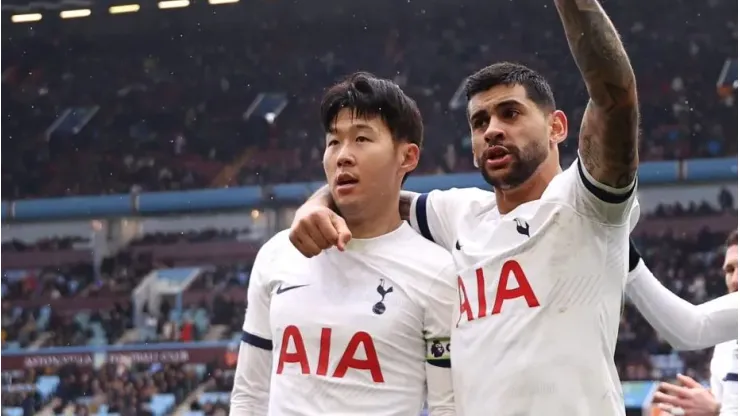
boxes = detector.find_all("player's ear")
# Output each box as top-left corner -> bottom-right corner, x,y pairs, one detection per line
548,110 -> 568,145
398,142 -> 420,174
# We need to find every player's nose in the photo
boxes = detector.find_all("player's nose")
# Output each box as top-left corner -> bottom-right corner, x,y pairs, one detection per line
336,143 -> 356,167
483,120 -> 505,145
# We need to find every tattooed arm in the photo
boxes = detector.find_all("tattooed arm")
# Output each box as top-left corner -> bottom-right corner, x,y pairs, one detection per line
554,0 -> 639,189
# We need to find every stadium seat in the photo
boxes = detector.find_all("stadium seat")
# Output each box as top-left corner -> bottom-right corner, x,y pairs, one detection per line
36,375 -> 60,399
198,391 -> 230,405
149,393 -> 177,416
3,407 -> 23,416
3,341 -> 21,350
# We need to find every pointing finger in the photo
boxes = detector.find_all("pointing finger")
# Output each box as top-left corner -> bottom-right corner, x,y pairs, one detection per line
330,214 -> 352,251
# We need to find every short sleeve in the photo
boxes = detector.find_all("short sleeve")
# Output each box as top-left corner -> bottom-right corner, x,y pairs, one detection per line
409,188 -> 493,252
545,158 -> 639,226
711,347 -> 726,401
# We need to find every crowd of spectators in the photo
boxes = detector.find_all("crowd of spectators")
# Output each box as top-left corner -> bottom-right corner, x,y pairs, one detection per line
0,363 -> 206,416
2,262 -> 95,300
138,292 -> 244,344
2,369 -> 47,414
2,0 -> 736,199
130,228 -> 250,246
1,236 -> 89,252
648,188 -> 737,219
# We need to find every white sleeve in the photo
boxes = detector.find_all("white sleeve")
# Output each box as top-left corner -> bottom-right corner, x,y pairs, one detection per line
422,266 -> 457,416
551,156 -> 638,226
231,241 -> 277,415
409,187 -> 491,252
719,343 -> 738,416
710,348 -> 725,405
625,259 -> 739,350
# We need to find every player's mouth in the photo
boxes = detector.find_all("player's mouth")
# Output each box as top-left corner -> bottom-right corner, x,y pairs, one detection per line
484,145 -> 513,169
335,173 -> 359,195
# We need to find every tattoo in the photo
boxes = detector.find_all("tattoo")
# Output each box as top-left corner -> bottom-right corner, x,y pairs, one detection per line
554,0 -> 639,189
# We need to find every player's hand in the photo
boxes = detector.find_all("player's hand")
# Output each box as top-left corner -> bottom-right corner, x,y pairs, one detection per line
653,374 -> 721,416
289,205 -> 352,257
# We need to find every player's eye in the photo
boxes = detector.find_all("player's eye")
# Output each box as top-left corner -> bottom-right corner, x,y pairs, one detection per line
327,139 -> 339,147
356,136 -> 370,142
472,118 -> 487,130
503,109 -> 520,119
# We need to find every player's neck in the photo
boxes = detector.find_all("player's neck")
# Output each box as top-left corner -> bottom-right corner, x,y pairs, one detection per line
344,202 -> 404,239
494,158 -> 562,215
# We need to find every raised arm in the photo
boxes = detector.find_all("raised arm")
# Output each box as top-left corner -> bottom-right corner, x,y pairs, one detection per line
554,0 -> 639,189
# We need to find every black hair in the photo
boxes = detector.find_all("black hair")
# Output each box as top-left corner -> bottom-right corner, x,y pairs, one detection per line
320,71 -> 423,148
464,62 -> 556,111
727,230 -> 738,248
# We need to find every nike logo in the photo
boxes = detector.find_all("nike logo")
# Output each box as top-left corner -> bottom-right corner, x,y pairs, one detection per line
276,284 -> 309,295
455,240 -> 462,250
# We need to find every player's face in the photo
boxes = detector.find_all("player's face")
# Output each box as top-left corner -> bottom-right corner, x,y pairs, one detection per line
723,244 -> 737,293
467,84 -> 567,189
323,108 -> 419,213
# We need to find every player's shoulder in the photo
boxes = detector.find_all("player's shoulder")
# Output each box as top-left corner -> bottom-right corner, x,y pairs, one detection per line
714,340 -> 737,356
431,186 -> 494,203
711,340 -> 737,373
427,186 -> 496,217
372,225 -> 456,288
405,230 -> 456,269
254,229 -> 306,268
542,160 -> 580,196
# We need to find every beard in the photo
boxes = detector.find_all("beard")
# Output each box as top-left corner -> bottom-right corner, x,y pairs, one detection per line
478,139 -> 549,190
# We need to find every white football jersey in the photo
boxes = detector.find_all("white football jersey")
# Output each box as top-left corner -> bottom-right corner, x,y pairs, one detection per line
232,224 -> 457,416
711,340 -> 738,416
409,159 -> 639,416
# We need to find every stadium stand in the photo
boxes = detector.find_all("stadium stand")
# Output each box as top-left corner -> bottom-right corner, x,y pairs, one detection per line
1,0 -> 736,414
1,0 -> 737,199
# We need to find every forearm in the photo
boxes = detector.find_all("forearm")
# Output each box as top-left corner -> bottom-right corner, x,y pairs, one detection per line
304,184 -> 417,222
399,190 -> 418,222
554,0 -> 639,188
305,184 -> 338,212
554,0 -> 635,111
626,260 -> 739,350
